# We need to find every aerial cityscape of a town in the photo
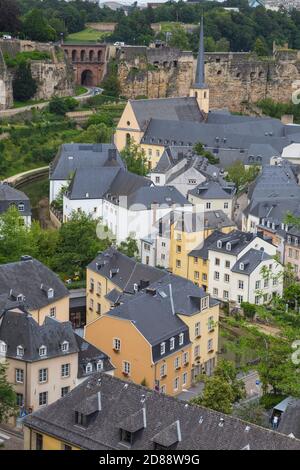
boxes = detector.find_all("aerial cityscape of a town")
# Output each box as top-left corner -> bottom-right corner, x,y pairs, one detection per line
1,0 -> 300,459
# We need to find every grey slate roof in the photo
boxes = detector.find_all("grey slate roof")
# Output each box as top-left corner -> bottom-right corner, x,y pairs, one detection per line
0,308 -> 78,362
88,247 -> 166,294
125,185 -> 189,210
75,334 -> 114,378
188,230 -> 224,259
50,143 -> 124,181
188,179 -> 236,199
278,400 -> 300,439
0,183 -> 31,217
0,257 -> 69,313
107,272 -> 216,348
208,230 -> 256,255
231,248 -> 273,275
23,372 -> 300,450
130,96 -> 204,131
173,209 -> 235,233
67,167 -> 152,201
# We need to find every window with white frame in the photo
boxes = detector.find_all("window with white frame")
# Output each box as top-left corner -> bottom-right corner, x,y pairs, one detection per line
39,368 -> 48,383
160,342 -> 165,355
201,296 -> 209,310
223,290 -> 229,300
61,386 -> 70,398
174,356 -> 180,370
97,360 -> 103,371
61,341 -> 69,352
273,278 -> 278,286
208,339 -> 213,352
237,295 -> 243,304
238,280 -> 244,289
208,316 -> 214,332
213,288 -> 218,297
264,279 -> 269,288
160,385 -> 166,394
179,333 -> 184,345
86,363 -> 93,374
89,298 -> 94,310
206,202 -> 211,209
17,345 -> 24,357
61,363 -> 70,378
90,278 -> 94,292
113,338 -> 121,351
15,368 -> 24,383
170,337 -> 175,350
214,271 -> 220,281
182,351 -> 189,365
182,372 -> 188,386
215,258 -> 220,266
47,288 -> 54,299
224,273 -> 230,283
18,203 -> 25,212
123,361 -> 131,375
224,202 -> 229,209
174,377 -> 180,391
160,363 -> 167,378
39,345 -> 47,357
225,260 -> 230,268
0,341 -> 7,354
194,345 -> 200,359
50,307 -> 56,318
97,282 -> 102,296
39,391 -> 48,406
255,280 -> 261,290
255,296 -> 260,305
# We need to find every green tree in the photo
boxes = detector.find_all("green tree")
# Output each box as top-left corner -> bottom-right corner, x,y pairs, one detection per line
191,360 -> 245,414
51,211 -> 112,278
241,302 -> 256,320
118,236 -> 139,258
121,138 -> 148,176
192,375 -> 235,414
23,9 -> 57,42
49,97 -> 78,116
0,206 -> 37,263
193,142 -> 220,165
168,25 -> 190,50
225,160 -> 259,192
12,62 -> 37,102
75,123 -> 113,144
0,362 -> 17,423
254,37 -> 269,57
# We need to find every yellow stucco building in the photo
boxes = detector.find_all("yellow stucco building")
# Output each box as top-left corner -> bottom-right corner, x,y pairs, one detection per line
169,210 -> 236,289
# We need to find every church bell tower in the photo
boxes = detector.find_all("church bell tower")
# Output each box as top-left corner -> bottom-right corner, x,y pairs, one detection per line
189,16 -> 209,114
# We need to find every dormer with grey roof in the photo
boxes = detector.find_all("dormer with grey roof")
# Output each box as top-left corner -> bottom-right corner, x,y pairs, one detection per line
0,256 -> 69,317
0,183 -> 31,226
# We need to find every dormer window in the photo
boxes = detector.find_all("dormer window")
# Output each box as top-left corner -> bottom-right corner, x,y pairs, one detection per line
18,203 -> 25,212
0,341 -> 7,355
217,240 -> 222,249
61,341 -> 69,353
97,360 -> 103,371
120,429 -> 133,445
160,342 -> 165,355
170,337 -> 175,350
86,363 -> 93,374
47,288 -> 54,299
17,345 -> 24,357
17,294 -> 24,302
179,333 -> 184,346
239,262 -> 244,271
39,345 -> 47,357
226,242 -> 231,251
201,296 -> 209,310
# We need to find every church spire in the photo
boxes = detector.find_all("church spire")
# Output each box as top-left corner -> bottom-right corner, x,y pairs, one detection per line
195,15 -> 206,89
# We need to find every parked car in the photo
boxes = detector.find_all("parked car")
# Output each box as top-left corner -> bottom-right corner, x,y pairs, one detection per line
2,35 -> 12,40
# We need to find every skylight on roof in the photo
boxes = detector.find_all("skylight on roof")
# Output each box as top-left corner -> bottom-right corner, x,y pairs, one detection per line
158,290 -> 167,298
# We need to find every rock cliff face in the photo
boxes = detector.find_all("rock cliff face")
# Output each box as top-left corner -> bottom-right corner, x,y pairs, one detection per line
0,49 -> 13,110
0,39 -> 74,109
116,46 -> 300,112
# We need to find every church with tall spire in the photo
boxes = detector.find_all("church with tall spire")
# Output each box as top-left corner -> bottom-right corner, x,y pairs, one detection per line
189,16 -> 210,113
114,16 -> 210,161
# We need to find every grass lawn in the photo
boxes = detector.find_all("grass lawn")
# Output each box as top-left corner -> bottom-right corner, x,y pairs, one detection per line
75,85 -> 88,96
65,28 -> 109,43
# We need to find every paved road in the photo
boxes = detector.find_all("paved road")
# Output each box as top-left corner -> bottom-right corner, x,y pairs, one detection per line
0,425 -> 24,451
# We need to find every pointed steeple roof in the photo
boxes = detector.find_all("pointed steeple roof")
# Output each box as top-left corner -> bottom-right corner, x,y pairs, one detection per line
194,15 -> 206,89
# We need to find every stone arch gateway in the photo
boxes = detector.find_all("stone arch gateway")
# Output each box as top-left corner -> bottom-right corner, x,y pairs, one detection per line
62,43 -> 108,87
